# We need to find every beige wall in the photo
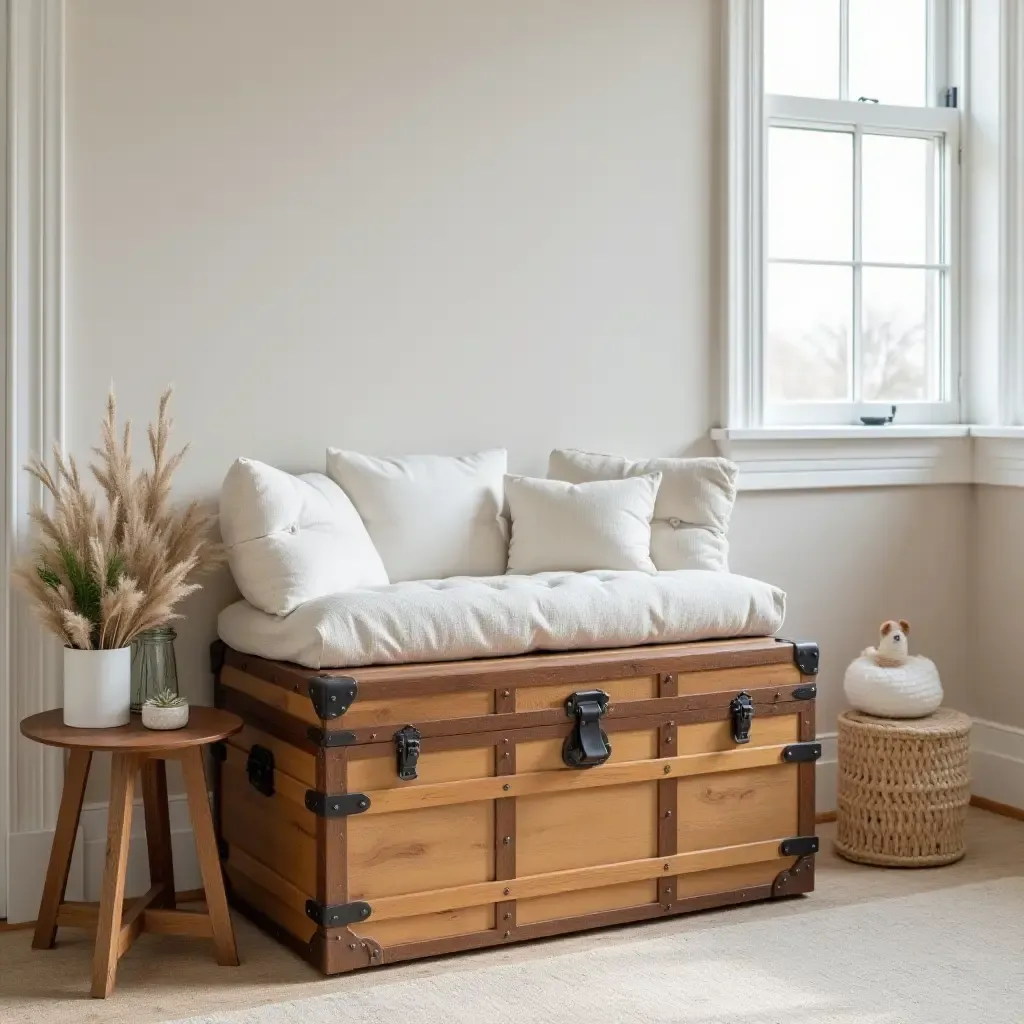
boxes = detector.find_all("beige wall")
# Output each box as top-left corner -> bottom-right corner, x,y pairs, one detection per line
63,1 -> 972,795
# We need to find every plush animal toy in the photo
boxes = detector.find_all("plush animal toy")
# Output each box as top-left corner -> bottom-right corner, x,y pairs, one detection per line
846,618 -> 942,718
868,619 -> 911,667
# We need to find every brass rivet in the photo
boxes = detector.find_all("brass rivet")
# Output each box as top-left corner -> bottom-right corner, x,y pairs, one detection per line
504,912 -> 512,920
665,810 -> 673,818
502,690 -> 510,698
370,732 -> 377,740
349,943 -> 357,950
503,783 -> 510,791
504,888 -> 510,895
663,863 -> 670,871
504,752 -> 510,759
504,931 -> 511,939
503,836 -> 511,845
663,765 -> 671,774
665,887 -> 672,894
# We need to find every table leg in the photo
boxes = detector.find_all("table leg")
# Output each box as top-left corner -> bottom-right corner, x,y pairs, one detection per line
32,749 -> 92,950
181,747 -> 239,966
91,753 -> 137,999
141,758 -> 176,909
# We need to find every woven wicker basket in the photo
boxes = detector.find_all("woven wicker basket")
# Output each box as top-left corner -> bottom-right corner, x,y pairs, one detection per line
835,708 -> 971,867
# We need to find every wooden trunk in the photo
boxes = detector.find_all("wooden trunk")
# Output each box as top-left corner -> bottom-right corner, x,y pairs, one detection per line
211,635 -> 820,974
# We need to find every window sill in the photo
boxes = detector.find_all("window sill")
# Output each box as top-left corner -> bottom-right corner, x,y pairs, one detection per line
710,426 -> 973,491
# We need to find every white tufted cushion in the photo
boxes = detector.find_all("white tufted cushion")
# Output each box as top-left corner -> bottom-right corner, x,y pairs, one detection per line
326,448 -> 509,581
220,458 -> 388,615
218,569 -> 786,669
547,449 -> 737,572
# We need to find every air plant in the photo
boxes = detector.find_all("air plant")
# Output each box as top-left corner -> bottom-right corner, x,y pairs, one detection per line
12,388 -> 220,649
143,688 -> 188,709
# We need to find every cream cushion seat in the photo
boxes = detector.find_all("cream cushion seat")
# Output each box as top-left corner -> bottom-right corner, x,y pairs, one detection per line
217,569 -> 786,670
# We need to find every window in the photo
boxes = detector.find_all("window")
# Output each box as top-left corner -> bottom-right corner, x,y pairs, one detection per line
759,0 -> 959,426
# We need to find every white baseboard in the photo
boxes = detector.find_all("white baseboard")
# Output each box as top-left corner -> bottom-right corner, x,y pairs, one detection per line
970,718 -> 1024,809
816,731 -> 837,815
5,792 -> 203,924
817,718 -> 1024,817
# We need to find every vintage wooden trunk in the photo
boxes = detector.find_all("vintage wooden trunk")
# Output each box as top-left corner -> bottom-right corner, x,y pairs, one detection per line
211,635 -> 820,974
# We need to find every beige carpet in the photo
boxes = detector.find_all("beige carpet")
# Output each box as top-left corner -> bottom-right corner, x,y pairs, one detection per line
172,878 -> 1024,1024
1,809 -> 1022,1024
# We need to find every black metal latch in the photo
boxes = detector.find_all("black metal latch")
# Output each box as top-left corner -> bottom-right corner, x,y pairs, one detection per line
562,690 -> 611,769
247,744 -> 275,797
730,692 -> 755,744
394,725 -> 421,781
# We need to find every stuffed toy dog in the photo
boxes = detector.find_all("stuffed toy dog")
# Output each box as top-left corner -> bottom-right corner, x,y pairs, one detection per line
864,619 -> 910,667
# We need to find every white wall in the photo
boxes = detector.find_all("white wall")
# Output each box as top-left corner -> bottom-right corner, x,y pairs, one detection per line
62,0 -> 970,802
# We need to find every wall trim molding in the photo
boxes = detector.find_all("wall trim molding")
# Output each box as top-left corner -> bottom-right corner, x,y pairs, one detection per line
970,717 -> 1024,810
6,792 -> 202,924
711,427 -> 1024,490
3,0 -> 67,919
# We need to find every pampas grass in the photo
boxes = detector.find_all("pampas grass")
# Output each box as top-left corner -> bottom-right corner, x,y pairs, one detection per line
13,388 -> 220,649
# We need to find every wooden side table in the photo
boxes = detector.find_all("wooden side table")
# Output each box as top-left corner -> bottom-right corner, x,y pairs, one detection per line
20,707 -> 243,998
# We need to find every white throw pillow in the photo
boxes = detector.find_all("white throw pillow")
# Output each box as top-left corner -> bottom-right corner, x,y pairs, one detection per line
547,449 -> 737,572
504,473 -> 660,575
220,458 -> 388,616
326,449 -> 509,581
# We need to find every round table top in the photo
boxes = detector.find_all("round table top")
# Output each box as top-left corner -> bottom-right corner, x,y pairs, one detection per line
20,706 -> 242,751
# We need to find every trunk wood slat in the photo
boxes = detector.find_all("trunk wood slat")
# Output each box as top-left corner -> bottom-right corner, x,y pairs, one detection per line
213,635 -> 818,975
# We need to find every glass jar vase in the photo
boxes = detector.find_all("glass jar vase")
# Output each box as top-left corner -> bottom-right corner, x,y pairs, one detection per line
130,626 -> 179,713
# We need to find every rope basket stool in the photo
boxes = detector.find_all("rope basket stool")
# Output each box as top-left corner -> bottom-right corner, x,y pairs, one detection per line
835,708 -> 971,867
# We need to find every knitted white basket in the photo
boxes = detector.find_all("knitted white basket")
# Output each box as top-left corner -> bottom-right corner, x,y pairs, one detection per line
843,655 -> 943,719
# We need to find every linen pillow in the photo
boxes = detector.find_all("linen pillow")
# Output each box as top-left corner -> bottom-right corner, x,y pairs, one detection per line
220,458 -> 388,616
547,449 -> 737,572
504,473 -> 661,575
326,449 -> 509,581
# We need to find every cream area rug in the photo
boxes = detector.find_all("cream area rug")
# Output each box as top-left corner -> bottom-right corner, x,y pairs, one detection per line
175,878 -> 1024,1024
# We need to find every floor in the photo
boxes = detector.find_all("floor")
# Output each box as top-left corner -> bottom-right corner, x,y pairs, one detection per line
0,808 -> 1020,1024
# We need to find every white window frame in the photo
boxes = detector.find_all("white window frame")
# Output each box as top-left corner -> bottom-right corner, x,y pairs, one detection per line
723,0 -> 963,431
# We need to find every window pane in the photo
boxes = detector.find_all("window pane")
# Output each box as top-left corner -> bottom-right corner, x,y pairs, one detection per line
862,134 -> 939,265
768,127 -> 853,261
849,0 -> 928,106
765,0 -> 840,99
766,263 -> 852,402
861,268 -> 940,401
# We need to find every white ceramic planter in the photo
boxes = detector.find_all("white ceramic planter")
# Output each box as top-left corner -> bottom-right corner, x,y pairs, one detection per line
141,702 -> 190,730
63,646 -> 132,728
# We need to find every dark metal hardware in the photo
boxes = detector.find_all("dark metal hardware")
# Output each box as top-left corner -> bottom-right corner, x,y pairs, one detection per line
857,96 -> 879,103
305,899 -> 372,928
944,86 -> 958,108
729,691 -> 755,744
246,744 -> 275,797
307,675 -> 358,720
780,835 -> 820,857
782,742 -> 822,763
777,639 -> 820,676
562,689 -> 612,769
792,684 -> 817,701
307,726 -> 357,748
394,725 -> 422,781
304,790 -> 371,818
